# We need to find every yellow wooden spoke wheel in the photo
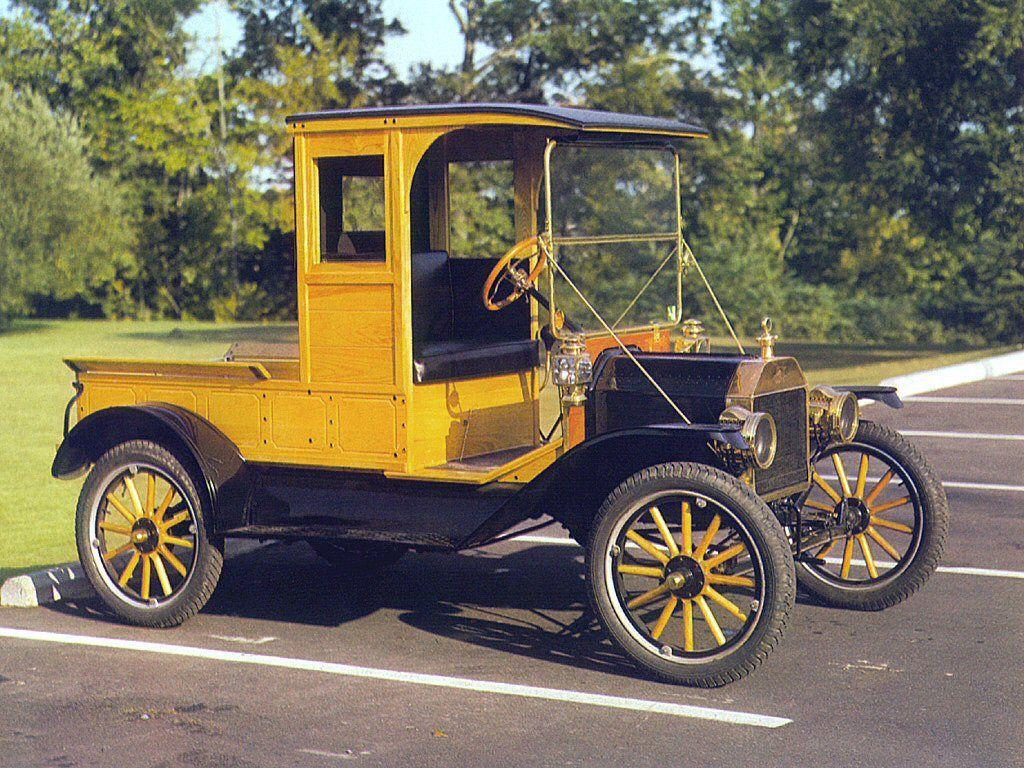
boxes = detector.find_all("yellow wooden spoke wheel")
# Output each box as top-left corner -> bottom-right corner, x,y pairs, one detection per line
587,463 -> 795,687
76,440 -> 223,627
793,421 -> 947,611
91,465 -> 196,605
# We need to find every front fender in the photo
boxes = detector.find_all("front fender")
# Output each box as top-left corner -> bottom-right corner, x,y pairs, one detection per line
460,423 -> 742,548
52,404 -> 251,532
833,385 -> 903,409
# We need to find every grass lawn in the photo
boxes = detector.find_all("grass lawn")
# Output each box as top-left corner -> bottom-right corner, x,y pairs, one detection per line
0,319 -> 296,580
0,319 -> 1011,580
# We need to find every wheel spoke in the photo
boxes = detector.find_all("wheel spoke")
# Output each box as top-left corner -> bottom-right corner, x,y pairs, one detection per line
163,535 -> 194,549
816,540 -> 836,559
855,454 -> 870,499
803,499 -> 834,512
703,542 -> 746,570
704,586 -> 748,622
681,502 -> 692,555
695,596 -> 726,645
627,582 -> 670,609
871,515 -> 913,534
706,572 -> 755,589
124,476 -> 145,519
154,487 -> 177,523
151,553 -> 172,596
650,596 -> 678,640
161,510 -> 190,531
864,469 -> 895,506
831,454 -> 852,498
158,545 -> 188,577
99,521 -> 131,536
840,536 -> 855,579
683,599 -> 694,651
871,496 -> 911,515
618,564 -> 664,579
103,542 -> 133,561
145,472 -> 156,517
106,493 -> 137,524
694,514 -> 721,560
866,525 -> 901,560
857,534 -> 879,578
140,553 -> 152,600
625,530 -> 669,565
649,506 -> 679,557
118,551 -> 140,587
812,471 -> 843,504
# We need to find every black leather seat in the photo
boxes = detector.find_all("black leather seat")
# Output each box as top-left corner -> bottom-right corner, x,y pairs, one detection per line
411,251 -> 540,384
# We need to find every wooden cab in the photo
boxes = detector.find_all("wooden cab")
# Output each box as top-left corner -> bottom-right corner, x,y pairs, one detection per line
69,105 -> 702,483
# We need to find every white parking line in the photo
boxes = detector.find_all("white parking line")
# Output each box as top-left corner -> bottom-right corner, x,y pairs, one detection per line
818,473 -> 1024,494
511,536 -> 1024,580
942,480 -> 1024,493
818,558 -> 1024,579
0,626 -> 791,729
899,430 -> 1024,441
904,396 -> 1024,405
1001,375 -> 1024,381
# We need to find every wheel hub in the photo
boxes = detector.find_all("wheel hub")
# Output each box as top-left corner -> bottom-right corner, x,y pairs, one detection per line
130,518 -> 160,554
835,497 -> 871,535
664,555 -> 706,599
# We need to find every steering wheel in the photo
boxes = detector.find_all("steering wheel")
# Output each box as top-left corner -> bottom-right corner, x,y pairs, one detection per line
482,236 -> 548,311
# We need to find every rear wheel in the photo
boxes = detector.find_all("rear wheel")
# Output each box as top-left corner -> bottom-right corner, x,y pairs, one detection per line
793,420 -> 947,610
587,463 -> 795,687
76,440 -> 222,627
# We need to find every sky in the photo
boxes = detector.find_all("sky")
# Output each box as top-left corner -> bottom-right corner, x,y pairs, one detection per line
184,0 -> 464,74
0,0 -> 464,73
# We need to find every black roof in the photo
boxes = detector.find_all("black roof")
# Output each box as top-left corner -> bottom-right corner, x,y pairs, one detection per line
285,102 -> 707,137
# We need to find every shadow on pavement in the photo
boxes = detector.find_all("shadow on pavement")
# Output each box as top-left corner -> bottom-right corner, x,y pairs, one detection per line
48,539 -> 641,679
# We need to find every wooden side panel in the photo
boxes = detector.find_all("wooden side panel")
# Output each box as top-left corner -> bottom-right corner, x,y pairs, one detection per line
271,392 -> 328,450
208,392 -> 261,449
144,388 -> 198,412
87,384 -> 138,412
76,374 -> 404,471
408,372 -> 537,469
337,396 -> 399,458
305,283 -> 396,385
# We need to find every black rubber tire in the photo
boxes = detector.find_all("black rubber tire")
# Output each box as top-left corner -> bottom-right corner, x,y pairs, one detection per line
795,420 -> 948,611
75,440 -> 223,628
308,540 -> 407,574
586,462 -> 795,687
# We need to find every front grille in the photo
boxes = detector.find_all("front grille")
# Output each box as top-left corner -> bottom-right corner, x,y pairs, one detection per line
753,388 -> 809,497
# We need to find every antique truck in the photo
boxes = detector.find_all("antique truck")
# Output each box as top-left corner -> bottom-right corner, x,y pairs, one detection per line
53,104 -> 947,686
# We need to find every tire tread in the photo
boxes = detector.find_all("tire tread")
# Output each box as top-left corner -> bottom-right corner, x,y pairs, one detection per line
586,462 -> 795,687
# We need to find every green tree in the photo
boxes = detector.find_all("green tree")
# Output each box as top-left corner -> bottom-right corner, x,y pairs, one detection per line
409,0 -> 711,101
0,84 -> 130,327
717,0 -> 1024,342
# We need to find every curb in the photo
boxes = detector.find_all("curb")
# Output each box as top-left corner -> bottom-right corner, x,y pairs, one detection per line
1,563 -> 93,608
0,539 -> 269,609
881,349 -> 1024,398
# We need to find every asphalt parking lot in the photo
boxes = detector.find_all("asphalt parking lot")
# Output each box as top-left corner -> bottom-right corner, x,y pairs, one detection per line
2,374 -> 1023,767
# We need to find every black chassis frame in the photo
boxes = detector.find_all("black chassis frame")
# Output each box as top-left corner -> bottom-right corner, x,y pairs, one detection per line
52,387 -> 899,552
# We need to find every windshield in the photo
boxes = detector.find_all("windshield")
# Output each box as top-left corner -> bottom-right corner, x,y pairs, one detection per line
543,141 -> 683,335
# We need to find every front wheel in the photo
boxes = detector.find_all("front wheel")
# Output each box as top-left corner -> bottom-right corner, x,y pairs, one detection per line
793,420 -> 948,610
587,463 -> 795,687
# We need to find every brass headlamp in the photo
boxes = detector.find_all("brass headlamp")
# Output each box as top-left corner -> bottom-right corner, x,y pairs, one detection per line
719,405 -> 777,470
809,385 -> 860,446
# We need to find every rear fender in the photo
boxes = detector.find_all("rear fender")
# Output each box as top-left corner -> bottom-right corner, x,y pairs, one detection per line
52,404 -> 251,533
460,423 -> 742,548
